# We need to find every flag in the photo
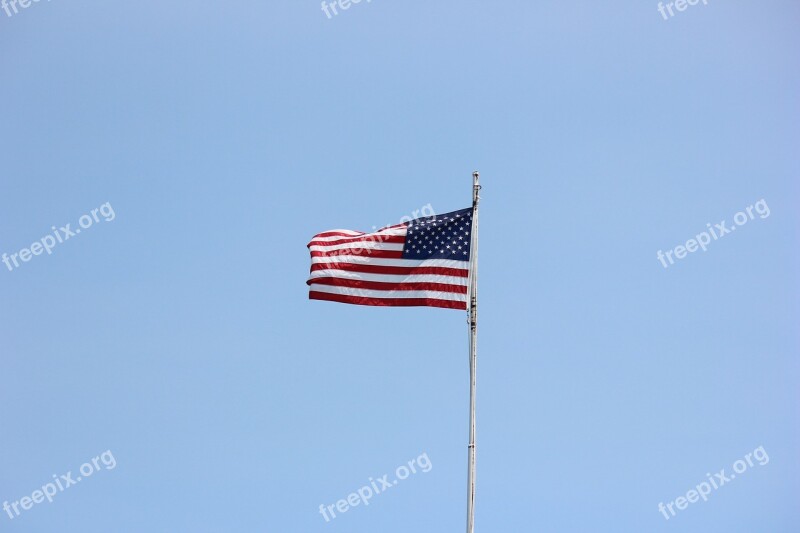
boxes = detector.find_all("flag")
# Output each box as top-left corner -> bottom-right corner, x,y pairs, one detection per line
307,207 -> 473,310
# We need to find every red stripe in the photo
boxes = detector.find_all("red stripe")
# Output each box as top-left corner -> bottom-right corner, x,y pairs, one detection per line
310,250 -> 404,259
309,291 -> 466,310
313,231 -> 366,239
377,222 -> 407,231
310,262 -> 469,277
307,277 -> 467,294
308,235 -> 406,247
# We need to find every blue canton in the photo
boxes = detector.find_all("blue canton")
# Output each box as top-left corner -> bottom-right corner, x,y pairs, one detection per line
401,207 -> 473,261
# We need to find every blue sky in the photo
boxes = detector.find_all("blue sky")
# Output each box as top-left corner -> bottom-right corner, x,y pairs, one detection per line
1,1 -> 798,531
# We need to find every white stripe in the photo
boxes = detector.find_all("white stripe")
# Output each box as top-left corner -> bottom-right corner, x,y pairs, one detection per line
310,228 -> 406,243
309,242 -> 405,253
308,270 -> 468,286
310,256 -> 470,269
314,229 -> 364,237
308,284 -> 467,302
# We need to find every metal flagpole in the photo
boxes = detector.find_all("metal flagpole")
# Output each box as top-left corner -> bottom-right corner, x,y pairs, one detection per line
466,171 -> 480,533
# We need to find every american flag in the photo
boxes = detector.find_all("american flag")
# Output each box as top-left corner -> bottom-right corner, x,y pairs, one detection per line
307,207 -> 474,310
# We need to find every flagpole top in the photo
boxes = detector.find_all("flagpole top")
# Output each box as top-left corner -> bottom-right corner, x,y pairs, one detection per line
472,171 -> 481,206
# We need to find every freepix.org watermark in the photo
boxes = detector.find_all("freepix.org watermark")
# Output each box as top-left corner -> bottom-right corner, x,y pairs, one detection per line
3,450 -> 117,521
312,203 -> 436,260
2,201 -> 116,273
321,0 -> 372,20
658,445 -> 769,520
657,0 -> 709,21
656,199 -> 770,269
1,0 -> 51,18
318,452 -> 433,523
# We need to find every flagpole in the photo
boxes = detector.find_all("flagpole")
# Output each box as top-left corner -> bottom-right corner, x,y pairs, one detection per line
466,171 -> 480,533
